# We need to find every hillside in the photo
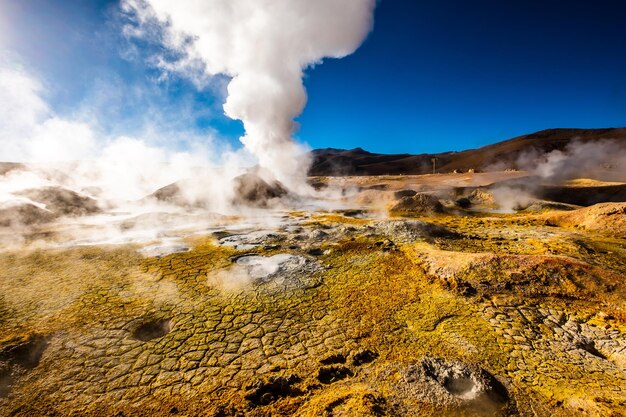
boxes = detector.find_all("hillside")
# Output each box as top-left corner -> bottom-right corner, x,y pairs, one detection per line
309,127 -> 626,176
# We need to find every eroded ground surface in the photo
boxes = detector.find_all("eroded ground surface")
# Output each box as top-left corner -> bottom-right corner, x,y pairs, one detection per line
1,185 -> 626,416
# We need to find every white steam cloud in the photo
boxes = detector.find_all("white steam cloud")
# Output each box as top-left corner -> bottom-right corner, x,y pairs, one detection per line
485,138 -> 626,212
0,67 -> 254,248
526,139 -> 626,182
0,67 -> 221,202
0,1 -> 376,247
121,0 -> 376,191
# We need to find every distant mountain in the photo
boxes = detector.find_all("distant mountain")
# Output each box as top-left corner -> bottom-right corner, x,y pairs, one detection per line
308,128 -> 626,176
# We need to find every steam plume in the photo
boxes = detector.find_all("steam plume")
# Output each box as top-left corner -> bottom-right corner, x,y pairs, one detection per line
529,139 -> 626,182
122,0 -> 376,191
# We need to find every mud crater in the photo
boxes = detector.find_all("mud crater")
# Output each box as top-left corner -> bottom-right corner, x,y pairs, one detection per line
421,357 -> 509,404
244,374 -> 303,406
320,353 -> 346,365
317,365 -> 353,384
132,318 -> 172,342
0,334 -> 48,398
352,349 -> 379,366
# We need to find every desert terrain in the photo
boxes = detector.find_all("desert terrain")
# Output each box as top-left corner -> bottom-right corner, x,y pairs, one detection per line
3,0 -> 626,414
1,156 -> 625,416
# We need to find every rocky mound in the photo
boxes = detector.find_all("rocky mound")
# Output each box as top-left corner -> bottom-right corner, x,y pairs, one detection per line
146,180 -> 209,208
0,163 -> 25,176
16,187 -> 100,217
0,187 -> 100,228
231,173 -> 288,208
150,182 -> 184,205
545,202 -> 626,237
417,245 -> 626,303
147,172 -> 289,209
468,188 -> 496,207
521,200 -> 580,213
389,193 -> 444,217
373,220 -> 458,242
0,203 -> 55,227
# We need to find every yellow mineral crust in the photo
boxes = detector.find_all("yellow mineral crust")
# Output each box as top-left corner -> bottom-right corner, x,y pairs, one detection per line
1,208 -> 626,416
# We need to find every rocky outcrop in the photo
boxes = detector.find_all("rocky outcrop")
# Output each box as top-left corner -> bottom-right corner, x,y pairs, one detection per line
231,172 -> 289,208
545,202 -> 626,237
389,193 -> 445,216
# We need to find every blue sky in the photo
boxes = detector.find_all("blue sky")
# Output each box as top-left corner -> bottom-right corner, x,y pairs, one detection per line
1,0 -> 626,154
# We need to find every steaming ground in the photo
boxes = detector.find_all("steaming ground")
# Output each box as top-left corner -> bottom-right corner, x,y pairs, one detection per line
5,0 -> 625,413
1,168 -> 626,416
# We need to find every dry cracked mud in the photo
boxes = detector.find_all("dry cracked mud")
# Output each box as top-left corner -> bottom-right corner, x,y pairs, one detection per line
1,204 -> 625,416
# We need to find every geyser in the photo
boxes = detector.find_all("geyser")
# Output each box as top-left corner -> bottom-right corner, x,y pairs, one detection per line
122,0 -> 377,193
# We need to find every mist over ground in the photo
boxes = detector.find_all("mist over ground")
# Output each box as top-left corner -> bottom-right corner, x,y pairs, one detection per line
0,0 -> 377,246
1,2 -> 626,417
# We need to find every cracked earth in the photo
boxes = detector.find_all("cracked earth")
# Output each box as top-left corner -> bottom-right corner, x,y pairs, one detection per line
1,206 -> 625,416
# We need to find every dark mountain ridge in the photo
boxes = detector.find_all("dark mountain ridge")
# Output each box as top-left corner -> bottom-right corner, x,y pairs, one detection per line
309,127 -> 626,176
